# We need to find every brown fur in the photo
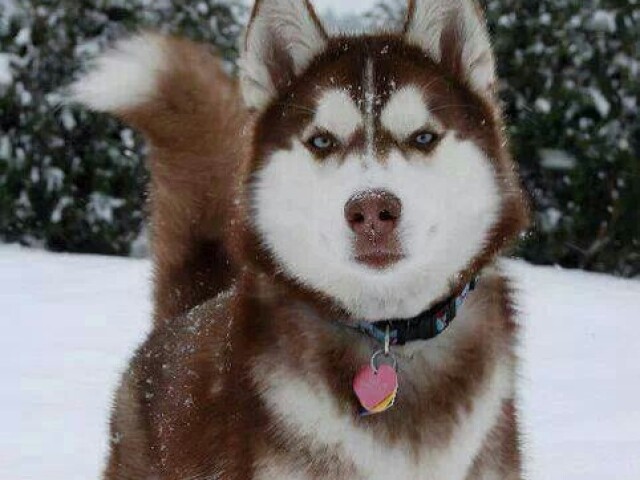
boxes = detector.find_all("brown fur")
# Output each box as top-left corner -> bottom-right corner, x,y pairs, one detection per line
104,270 -> 522,479
117,35 -> 249,322
95,6 -> 529,479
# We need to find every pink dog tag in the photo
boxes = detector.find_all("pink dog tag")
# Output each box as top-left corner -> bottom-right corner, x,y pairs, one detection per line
353,363 -> 398,413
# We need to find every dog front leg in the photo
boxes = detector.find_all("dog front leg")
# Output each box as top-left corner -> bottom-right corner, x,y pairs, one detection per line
466,399 -> 523,480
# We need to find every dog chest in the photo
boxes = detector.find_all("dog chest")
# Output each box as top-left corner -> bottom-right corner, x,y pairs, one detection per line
254,359 -> 512,480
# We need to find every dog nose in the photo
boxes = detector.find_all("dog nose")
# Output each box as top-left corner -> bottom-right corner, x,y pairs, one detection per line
344,190 -> 402,237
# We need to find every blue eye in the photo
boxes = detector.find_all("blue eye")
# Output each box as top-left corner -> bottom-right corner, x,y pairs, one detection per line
308,133 -> 338,153
414,131 -> 437,147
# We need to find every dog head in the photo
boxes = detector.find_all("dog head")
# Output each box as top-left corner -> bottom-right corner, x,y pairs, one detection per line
237,0 -> 528,321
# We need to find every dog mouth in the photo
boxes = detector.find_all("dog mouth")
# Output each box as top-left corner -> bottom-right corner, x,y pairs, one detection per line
355,251 -> 405,270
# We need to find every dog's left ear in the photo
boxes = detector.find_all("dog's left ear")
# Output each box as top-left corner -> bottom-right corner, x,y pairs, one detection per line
239,0 -> 328,111
404,0 -> 496,99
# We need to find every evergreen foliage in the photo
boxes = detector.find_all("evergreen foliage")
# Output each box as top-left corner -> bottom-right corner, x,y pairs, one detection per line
486,0 -> 640,276
0,0 -> 637,275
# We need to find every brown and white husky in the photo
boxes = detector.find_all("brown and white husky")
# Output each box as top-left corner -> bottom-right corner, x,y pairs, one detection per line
72,0 -> 529,478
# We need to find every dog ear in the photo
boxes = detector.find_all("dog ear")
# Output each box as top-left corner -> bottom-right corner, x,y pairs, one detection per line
404,0 -> 496,99
239,0 -> 328,111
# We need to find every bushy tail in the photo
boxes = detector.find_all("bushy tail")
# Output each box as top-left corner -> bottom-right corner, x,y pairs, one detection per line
71,33 -> 247,323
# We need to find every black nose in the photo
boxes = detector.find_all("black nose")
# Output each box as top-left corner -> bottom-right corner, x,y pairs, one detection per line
344,189 -> 402,237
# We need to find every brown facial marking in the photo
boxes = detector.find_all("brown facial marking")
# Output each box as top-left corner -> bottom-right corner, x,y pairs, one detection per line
253,35 -> 498,172
343,129 -> 367,157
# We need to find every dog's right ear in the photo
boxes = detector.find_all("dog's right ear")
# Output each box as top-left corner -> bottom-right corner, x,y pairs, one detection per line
239,0 -> 328,111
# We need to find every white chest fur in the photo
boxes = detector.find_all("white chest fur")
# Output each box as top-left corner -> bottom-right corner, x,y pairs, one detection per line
254,356 -> 512,480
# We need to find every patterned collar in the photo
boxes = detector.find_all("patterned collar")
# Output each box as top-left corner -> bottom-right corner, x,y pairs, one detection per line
353,279 -> 477,346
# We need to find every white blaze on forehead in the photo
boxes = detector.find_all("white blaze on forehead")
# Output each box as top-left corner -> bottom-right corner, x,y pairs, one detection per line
364,57 -> 376,158
312,89 -> 362,141
381,85 -> 442,140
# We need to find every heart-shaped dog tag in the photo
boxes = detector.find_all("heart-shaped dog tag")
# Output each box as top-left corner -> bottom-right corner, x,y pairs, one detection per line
353,363 -> 398,414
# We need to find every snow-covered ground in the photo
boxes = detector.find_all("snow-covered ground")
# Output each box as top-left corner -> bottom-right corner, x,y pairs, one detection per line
1,244 -> 639,479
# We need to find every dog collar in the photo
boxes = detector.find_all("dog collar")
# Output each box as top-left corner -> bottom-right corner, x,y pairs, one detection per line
353,278 -> 477,346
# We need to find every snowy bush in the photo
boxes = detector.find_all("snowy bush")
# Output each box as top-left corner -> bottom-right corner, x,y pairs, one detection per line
0,0 -> 638,276
0,0 -> 245,255
487,0 -> 640,277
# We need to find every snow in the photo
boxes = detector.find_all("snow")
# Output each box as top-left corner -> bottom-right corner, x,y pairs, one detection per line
540,149 -> 578,171
14,27 -> 31,46
309,0 -> 375,15
44,166 -> 64,192
0,0 -> 20,18
534,98 -> 551,114
60,108 -> 77,131
50,196 -> 73,223
0,135 -> 11,159
0,246 -> 151,479
587,87 -> 612,117
1,245 -> 639,479
73,39 -> 103,58
589,10 -> 617,33
87,193 -> 125,223
510,262 -> 640,480
0,53 -> 13,86
539,207 -> 563,232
